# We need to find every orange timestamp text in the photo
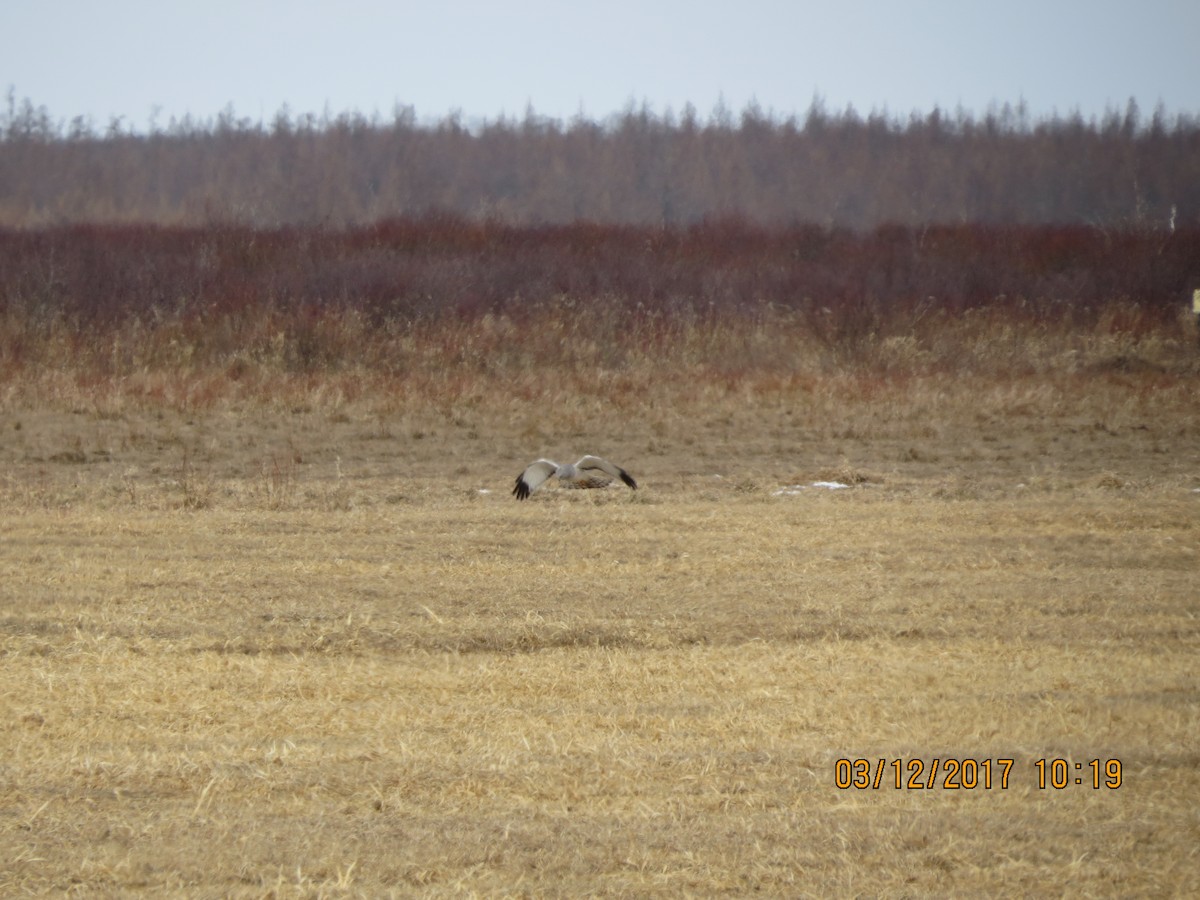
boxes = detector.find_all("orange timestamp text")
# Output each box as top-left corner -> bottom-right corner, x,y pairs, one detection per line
834,758 -> 1123,791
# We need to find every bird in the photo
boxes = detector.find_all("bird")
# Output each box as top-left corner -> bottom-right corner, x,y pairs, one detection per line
513,455 -> 637,500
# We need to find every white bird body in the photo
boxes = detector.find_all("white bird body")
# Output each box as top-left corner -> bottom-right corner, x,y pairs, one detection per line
513,455 -> 637,500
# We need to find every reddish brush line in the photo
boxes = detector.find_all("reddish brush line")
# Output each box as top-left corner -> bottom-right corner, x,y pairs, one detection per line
1,218 -> 1195,328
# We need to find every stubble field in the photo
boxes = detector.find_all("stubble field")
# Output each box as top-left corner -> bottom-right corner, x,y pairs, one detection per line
1,218 -> 1198,895
1,346 -> 1198,896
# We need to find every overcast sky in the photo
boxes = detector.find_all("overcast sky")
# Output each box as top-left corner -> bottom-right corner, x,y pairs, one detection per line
4,0 -> 1198,131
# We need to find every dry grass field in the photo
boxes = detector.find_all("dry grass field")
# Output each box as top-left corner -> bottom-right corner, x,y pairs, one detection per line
1,307 -> 1199,896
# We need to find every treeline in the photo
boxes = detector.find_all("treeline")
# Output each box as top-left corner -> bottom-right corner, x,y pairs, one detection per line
2,95 -> 1198,229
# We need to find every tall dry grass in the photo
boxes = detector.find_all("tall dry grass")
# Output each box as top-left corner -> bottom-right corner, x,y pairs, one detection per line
2,220 -> 1196,422
2,295 -> 1197,420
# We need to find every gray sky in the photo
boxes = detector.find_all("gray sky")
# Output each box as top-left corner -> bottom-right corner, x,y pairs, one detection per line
4,0 -> 1199,131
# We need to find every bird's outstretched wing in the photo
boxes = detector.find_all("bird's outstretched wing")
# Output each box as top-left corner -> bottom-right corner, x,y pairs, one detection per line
576,456 -> 637,490
513,459 -> 558,500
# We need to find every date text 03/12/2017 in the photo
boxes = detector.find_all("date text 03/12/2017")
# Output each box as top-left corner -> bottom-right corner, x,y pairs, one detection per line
834,758 -> 1123,790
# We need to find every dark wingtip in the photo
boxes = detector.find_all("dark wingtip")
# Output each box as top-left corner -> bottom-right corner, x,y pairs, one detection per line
513,478 -> 530,500
621,470 -> 637,490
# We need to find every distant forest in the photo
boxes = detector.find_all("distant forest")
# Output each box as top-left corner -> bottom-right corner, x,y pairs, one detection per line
1,93 -> 1198,229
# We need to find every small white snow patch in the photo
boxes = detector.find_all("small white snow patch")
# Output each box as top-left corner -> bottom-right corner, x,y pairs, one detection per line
773,481 -> 850,496
478,489 -> 492,494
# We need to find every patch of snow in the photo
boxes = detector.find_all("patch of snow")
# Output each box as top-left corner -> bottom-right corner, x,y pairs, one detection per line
773,481 -> 850,496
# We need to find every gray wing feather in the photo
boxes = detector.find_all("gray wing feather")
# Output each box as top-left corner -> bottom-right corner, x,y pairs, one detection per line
513,459 -> 558,500
575,455 -> 637,490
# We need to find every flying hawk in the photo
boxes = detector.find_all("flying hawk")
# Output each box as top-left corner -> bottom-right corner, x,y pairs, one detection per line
513,455 -> 638,500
